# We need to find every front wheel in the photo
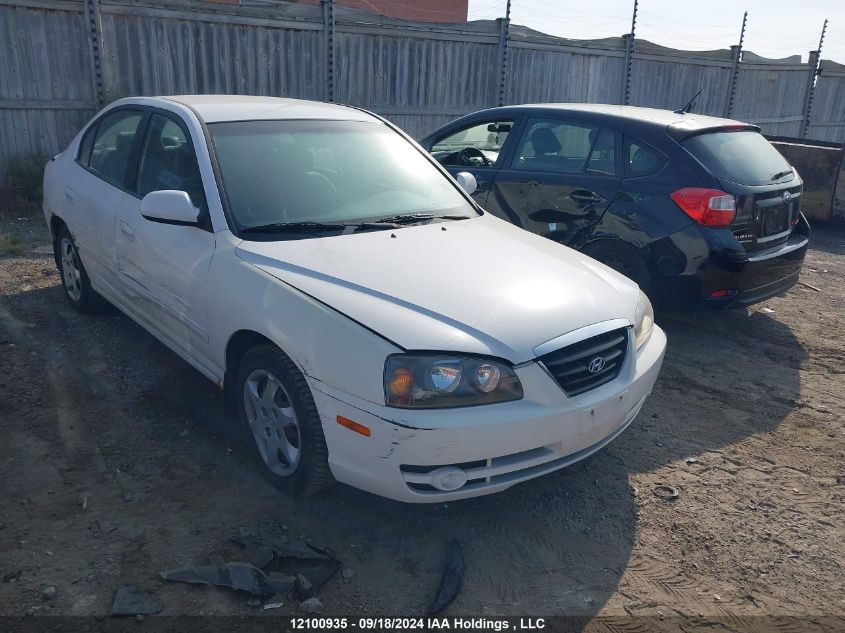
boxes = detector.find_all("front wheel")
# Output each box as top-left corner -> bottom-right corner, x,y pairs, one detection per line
235,343 -> 334,496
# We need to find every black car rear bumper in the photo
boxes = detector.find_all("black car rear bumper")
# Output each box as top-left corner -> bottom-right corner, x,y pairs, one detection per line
653,214 -> 810,310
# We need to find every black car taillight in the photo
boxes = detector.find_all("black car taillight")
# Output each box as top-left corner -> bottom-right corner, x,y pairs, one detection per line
670,187 -> 736,227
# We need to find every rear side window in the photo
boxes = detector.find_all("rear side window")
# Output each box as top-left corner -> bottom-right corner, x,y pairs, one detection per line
511,118 -> 617,175
77,124 -> 97,167
88,109 -> 143,187
681,130 -> 792,186
625,139 -> 665,177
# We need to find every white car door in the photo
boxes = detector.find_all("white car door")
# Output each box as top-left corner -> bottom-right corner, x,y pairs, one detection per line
69,107 -> 145,299
114,110 -> 216,366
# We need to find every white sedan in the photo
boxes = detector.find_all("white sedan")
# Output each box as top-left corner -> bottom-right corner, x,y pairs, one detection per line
43,96 -> 666,502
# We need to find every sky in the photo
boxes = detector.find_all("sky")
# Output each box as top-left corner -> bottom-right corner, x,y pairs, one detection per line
467,0 -> 845,65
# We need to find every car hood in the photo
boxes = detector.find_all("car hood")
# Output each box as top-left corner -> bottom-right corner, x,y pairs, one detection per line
235,214 -> 639,363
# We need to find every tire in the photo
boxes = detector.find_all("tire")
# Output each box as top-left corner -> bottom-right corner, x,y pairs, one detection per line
581,240 -> 653,298
55,225 -> 107,314
235,343 -> 334,496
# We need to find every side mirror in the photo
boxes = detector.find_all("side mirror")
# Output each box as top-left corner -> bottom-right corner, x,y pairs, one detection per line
140,190 -> 199,225
455,172 -> 477,196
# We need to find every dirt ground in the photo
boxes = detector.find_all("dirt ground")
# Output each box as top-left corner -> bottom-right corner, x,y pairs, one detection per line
0,211 -> 843,630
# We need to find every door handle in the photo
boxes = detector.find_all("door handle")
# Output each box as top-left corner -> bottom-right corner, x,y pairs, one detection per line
64,186 -> 74,203
120,221 -> 136,243
571,190 -> 603,204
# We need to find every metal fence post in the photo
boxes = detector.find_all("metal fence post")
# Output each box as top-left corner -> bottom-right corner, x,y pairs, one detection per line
322,0 -> 335,103
497,0 -> 511,107
621,0 -> 638,105
725,11 -> 747,119
800,19 -> 827,138
83,0 -> 105,108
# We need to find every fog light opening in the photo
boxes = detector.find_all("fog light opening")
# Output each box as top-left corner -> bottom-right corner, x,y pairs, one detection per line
429,466 -> 469,492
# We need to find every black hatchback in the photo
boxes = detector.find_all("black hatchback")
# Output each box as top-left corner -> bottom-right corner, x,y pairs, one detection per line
419,104 -> 810,310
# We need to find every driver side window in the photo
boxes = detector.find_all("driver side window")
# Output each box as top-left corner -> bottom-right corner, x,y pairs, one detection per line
431,120 -> 514,168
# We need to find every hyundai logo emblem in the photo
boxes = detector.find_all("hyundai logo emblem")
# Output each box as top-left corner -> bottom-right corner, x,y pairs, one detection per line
782,191 -> 792,204
587,356 -> 606,374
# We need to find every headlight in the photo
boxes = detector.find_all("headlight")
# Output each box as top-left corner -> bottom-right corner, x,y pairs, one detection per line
634,290 -> 655,349
384,354 -> 523,408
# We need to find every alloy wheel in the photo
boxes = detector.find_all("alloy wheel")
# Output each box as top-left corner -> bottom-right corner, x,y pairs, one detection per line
60,237 -> 82,302
243,369 -> 302,476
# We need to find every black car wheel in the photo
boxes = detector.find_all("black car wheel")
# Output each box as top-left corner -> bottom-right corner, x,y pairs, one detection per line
581,240 -> 652,297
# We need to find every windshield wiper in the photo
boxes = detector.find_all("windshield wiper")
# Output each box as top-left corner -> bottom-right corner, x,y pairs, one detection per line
241,221 -> 397,233
770,169 -> 792,181
371,213 -> 472,225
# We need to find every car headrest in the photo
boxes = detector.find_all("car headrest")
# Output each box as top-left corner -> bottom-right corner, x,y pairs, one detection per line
531,128 -> 561,155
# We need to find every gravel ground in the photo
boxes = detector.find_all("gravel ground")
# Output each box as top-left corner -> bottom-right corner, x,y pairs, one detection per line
0,212 -> 843,630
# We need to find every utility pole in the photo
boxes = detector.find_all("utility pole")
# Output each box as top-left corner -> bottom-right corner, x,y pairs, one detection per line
497,0 -> 512,107
622,0 -> 638,105
800,18 -> 827,138
323,0 -> 335,102
725,11 -> 747,119
84,0 -> 105,108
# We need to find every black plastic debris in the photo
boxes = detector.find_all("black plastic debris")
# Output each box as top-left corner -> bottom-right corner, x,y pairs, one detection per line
232,529 -> 332,568
429,539 -> 465,615
110,586 -> 160,617
295,559 -> 341,600
159,562 -> 295,598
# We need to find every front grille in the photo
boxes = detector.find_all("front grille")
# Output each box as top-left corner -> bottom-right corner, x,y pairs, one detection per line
539,328 -> 628,397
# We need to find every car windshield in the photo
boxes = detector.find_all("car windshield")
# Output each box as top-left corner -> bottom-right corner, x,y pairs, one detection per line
681,130 -> 793,186
208,119 -> 476,231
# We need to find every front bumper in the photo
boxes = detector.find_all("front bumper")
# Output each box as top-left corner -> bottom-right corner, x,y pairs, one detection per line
310,326 -> 666,503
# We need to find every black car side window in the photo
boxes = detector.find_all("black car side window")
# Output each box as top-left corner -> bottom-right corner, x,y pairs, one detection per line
136,112 -> 207,212
87,109 -> 144,188
430,120 -> 514,167
625,138 -> 665,177
511,118 -> 617,176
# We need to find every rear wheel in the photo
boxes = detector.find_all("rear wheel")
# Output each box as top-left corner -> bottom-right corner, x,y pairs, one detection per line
581,240 -> 652,297
235,343 -> 334,496
55,225 -> 106,314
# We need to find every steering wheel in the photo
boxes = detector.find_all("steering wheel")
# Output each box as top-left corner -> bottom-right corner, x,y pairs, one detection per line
458,147 -> 491,167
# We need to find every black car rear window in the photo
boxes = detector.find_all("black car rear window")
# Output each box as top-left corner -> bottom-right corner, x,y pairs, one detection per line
681,130 -> 792,186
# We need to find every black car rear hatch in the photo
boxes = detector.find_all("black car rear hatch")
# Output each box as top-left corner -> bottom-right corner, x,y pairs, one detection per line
675,127 -> 803,252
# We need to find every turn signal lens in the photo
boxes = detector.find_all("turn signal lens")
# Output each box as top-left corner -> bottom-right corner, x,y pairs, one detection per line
337,415 -> 371,437
671,188 -> 736,227
388,368 -> 413,399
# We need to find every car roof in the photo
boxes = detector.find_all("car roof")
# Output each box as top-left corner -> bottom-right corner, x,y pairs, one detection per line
150,95 -> 378,124
456,103 -> 752,135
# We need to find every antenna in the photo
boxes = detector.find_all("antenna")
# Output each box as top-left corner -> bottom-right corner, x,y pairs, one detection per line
674,89 -> 702,115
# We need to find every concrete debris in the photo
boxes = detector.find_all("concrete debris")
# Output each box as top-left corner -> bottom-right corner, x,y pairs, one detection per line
299,597 -> 323,614
110,586 -> 160,617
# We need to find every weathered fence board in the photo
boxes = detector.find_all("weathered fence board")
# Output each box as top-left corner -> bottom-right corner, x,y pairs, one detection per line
1,0 -> 843,182
809,61 -> 845,143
